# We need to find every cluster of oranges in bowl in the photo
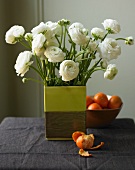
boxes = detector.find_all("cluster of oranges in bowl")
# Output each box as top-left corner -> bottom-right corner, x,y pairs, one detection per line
86,92 -> 122,110
86,92 -> 123,128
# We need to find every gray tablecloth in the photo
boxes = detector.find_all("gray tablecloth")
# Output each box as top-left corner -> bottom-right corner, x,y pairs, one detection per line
0,117 -> 135,170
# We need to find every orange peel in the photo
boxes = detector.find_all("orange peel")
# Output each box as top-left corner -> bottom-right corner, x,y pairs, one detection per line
79,149 -> 92,157
90,141 -> 104,150
72,131 -> 85,142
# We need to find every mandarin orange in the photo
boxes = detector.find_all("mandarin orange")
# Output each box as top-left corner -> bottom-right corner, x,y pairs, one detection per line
93,92 -> 108,108
87,103 -> 102,110
86,96 -> 94,108
108,95 -> 122,109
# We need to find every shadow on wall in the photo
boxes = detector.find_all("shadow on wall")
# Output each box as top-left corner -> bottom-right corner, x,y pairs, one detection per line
0,0 -> 43,122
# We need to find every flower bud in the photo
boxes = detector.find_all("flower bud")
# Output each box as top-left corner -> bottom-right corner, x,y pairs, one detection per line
24,33 -> 33,41
58,19 -> 70,26
104,64 -> 118,80
125,36 -> 134,45
22,78 -> 27,83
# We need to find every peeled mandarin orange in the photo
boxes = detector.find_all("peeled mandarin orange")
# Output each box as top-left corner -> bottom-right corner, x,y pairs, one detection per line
76,134 -> 94,149
76,135 -> 84,149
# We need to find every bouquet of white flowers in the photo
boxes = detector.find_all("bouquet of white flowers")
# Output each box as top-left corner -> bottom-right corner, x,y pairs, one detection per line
5,19 -> 134,86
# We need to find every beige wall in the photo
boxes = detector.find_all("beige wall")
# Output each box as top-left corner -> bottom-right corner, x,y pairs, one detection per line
0,0 -> 135,122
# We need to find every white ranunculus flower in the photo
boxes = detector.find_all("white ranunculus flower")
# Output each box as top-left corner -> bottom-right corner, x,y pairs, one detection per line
5,25 -> 25,44
102,19 -> 121,34
69,22 -> 84,30
31,22 -> 49,36
32,33 -> 46,54
44,46 -> 64,63
125,36 -> 134,45
34,48 -> 46,59
87,40 -> 97,53
12,26 -> 25,37
5,31 -> 16,44
45,21 -> 61,40
68,22 -> 89,45
104,64 -> 118,80
59,60 -> 79,81
14,51 -> 33,77
45,38 -> 59,47
91,27 -> 105,39
98,38 -> 121,61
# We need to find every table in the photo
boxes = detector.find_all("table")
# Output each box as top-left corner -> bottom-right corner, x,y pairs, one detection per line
0,117 -> 135,170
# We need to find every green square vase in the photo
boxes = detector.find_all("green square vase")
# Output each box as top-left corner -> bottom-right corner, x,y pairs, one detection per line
44,86 -> 86,140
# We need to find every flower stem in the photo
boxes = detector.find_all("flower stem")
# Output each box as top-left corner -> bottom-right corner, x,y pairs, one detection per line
30,65 -> 44,80
55,35 -> 61,48
75,50 -> 86,58
116,38 -> 126,41
42,60 -> 47,79
83,58 -> 102,84
35,55 -> 45,80
19,41 -> 31,49
23,78 -> 44,85
63,25 -> 67,50
60,25 -> 63,45
101,32 -> 109,42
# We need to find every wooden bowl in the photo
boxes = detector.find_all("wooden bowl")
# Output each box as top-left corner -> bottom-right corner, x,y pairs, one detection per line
86,104 -> 123,128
